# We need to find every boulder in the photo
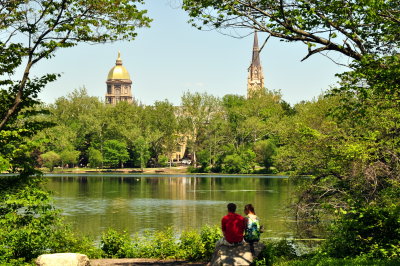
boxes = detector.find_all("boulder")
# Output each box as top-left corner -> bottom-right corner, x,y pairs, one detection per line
36,253 -> 90,266
209,242 -> 265,266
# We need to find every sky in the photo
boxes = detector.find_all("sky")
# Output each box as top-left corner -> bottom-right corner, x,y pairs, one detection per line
33,0 -> 349,106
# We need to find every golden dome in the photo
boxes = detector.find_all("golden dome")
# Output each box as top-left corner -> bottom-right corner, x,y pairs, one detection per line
107,52 -> 131,80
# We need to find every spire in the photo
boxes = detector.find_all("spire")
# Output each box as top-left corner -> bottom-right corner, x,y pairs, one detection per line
247,31 -> 265,98
251,31 -> 261,67
116,51 -> 122,65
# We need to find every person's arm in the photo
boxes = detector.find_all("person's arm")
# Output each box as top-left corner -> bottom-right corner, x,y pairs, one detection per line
242,217 -> 247,234
222,217 -> 227,237
244,217 -> 248,227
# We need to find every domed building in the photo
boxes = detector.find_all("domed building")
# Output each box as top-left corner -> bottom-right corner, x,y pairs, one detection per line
105,52 -> 133,104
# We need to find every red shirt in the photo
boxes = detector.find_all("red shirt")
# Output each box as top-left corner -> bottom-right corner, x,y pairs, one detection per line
221,212 -> 245,243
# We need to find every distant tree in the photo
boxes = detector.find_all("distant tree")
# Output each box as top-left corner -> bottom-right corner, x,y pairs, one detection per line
103,140 -> 129,168
88,147 -> 103,168
157,155 -> 169,167
50,88 -> 109,165
59,150 -> 80,168
253,139 -> 277,169
133,136 -> 151,170
41,151 -> 60,172
222,149 -> 256,174
180,92 -> 221,166
0,155 -> 10,172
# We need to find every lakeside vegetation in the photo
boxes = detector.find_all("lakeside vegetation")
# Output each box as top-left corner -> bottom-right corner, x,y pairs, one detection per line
1,0 -> 399,265
31,87 -> 290,175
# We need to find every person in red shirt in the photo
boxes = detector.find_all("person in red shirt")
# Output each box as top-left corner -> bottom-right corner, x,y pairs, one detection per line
219,203 -> 245,245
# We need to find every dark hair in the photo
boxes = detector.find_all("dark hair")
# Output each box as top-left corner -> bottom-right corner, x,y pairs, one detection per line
244,204 -> 255,214
227,203 -> 236,213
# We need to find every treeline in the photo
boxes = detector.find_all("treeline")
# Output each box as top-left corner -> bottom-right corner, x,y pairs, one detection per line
34,88 -> 294,173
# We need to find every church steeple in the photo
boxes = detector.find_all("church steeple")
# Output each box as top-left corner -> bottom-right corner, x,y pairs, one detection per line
252,31 -> 261,67
247,32 -> 265,98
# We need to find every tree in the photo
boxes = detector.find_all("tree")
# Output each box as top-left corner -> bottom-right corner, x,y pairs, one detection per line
88,147 -> 103,168
103,140 -> 129,168
145,100 -> 179,165
221,149 -> 256,174
40,151 -> 60,172
182,0 -> 399,62
0,1 -> 151,262
132,136 -> 151,170
180,92 -> 221,166
0,155 -> 10,172
272,55 -> 400,257
253,139 -> 277,169
0,0 -> 151,130
59,149 -> 80,168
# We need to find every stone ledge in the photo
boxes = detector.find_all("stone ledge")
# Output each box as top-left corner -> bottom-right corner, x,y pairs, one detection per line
36,253 -> 90,266
210,242 -> 265,266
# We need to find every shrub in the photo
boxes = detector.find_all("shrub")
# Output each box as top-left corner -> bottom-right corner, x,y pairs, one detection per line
157,155 -> 168,167
129,228 -> 179,259
152,228 -> 179,259
200,225 -> 222,260
0,175 -> 103,264
179,230 -> 203,261
100,228 -> 133,258
322,203 -> 400,259
253,239 -> 298,266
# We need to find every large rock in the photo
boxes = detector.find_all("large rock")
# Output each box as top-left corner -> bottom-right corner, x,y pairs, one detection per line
209,242 -> 265,266
36,253 -> 90,266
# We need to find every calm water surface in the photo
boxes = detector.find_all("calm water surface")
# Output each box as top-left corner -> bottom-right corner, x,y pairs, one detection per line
45,174 -> 295,239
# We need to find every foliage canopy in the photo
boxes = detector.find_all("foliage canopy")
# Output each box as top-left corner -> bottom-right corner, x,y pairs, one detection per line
182,0 -> 399,61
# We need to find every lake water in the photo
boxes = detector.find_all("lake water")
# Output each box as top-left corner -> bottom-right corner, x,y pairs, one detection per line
45,174 -> 295,239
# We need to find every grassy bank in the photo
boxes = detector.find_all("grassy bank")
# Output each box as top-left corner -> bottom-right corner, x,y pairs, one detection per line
2,223 -> 399,265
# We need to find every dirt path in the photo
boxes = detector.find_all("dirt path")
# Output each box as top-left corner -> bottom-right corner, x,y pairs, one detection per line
90,258 -> 207,266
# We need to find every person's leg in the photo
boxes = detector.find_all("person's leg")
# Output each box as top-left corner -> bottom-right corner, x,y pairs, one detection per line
249,241 -> 255,255
216,238 -> 234,247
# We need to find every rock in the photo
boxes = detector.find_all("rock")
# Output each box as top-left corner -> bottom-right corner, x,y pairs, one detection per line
36,253 -> 90,266
209,242 -> 265,266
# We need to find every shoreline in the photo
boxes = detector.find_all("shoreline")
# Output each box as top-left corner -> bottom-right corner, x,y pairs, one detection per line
2,167 -> 287,177
41,167 -> 286,176
42,166 -> 190,175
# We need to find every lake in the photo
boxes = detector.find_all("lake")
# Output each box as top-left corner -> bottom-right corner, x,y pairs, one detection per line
45,173 -> 295,239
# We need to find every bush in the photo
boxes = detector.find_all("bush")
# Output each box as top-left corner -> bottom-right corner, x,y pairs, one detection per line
322,203 -> 400,259
199,225 -> 222,260
157,228 -> 180,258
157,155 -> 169,167
0,175 -> 103,264
125,228 -> 180,259
100,228 -> 132,258
100,225 -> 221,262
221,149 -> 256,174
179,230 -> 203,261
253,239 -> 298,266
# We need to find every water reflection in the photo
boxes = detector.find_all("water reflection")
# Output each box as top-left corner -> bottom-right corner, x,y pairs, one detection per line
45,174 -> 294,238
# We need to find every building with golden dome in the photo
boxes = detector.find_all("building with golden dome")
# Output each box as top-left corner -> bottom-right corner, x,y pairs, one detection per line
105,52 -> 133,104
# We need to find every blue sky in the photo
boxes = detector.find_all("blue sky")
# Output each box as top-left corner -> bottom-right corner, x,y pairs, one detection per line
34,0 -> 349,106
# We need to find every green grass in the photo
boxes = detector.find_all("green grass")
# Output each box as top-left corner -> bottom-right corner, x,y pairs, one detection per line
274,257 -> 400,266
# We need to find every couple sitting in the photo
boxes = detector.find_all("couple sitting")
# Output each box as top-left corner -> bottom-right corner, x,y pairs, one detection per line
217,203 -> 261,253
